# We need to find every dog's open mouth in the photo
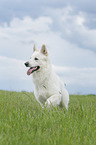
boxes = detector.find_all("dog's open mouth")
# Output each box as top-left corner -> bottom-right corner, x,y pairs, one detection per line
27,66 -> 40,75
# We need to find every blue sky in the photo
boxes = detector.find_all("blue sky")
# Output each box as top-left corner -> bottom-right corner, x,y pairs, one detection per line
0,0 -> 96,94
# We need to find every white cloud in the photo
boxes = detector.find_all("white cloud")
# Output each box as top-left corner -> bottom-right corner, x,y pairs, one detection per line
0,16 -> 53,59
0,56 -> 26,80
45,6 -> 96,52
0,56 -> 96,94
0,16 -> 52,40
53,65 -> 96,94
1,14 -> 96,68
0,7 -> 96,94
0,55 -> 34,92
53,65 -> 96,86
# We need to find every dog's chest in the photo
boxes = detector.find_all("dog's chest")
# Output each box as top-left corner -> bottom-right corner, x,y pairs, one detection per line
33,77 -> 50,95
37,84 -> 49,96
36,84 -> 50,104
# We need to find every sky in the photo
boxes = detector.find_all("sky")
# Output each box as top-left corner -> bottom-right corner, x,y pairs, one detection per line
0,0 -> 96,94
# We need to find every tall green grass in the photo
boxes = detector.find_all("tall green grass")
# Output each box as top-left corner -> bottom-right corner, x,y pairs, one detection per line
0,90 -> 96,145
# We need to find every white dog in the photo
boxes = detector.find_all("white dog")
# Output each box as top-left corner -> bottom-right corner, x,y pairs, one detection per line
25,44 -> 69,109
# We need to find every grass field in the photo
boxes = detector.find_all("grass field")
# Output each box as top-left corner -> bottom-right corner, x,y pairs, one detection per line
0,90 -> 96,145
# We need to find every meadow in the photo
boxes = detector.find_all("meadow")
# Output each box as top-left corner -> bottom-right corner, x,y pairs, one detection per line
0,90 -> 96,145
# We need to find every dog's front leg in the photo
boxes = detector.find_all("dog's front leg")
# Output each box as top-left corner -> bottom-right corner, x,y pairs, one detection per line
45,94 -> 61,108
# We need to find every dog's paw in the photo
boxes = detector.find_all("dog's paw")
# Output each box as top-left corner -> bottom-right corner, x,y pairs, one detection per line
45,99 -> 52,108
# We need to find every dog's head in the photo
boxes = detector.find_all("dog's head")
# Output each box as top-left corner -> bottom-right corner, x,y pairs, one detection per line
24,44 -> 49,75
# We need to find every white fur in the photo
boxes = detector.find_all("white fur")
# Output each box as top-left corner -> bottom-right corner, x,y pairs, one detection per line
25,44 -> 69,109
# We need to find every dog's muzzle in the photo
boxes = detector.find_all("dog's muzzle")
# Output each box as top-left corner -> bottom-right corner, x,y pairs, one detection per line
24,61 -> 40,75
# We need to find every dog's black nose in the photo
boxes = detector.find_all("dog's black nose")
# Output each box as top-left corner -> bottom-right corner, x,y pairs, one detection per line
24,62 -> 29,67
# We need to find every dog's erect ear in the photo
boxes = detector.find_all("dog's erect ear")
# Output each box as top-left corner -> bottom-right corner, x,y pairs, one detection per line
33,44 -> 39,52
40,44 -> 48,56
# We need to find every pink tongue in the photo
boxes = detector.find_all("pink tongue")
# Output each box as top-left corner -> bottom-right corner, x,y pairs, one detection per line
27,68 -> 36,75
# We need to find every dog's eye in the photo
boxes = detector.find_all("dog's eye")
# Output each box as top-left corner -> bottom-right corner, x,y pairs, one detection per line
34,57 -> 39,60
